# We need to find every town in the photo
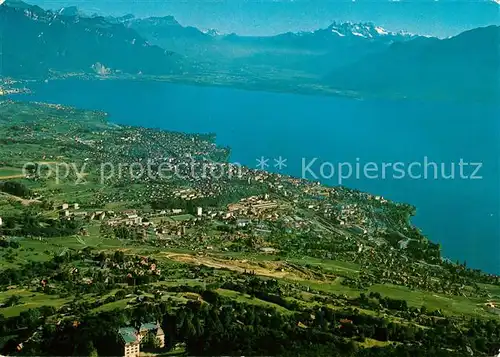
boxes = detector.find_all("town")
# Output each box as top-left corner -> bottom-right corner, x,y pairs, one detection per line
0,100 -> 499,357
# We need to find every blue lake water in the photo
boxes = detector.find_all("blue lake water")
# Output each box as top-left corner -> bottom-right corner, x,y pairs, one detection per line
15,79 -> 500,273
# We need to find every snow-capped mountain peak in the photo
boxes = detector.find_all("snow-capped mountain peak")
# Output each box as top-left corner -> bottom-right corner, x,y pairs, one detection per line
143,15 -> 180,27
326,21 -> 416,40
330,28 -> 346,37
57,6 -> 81,17
203,28 -> 222,37
375,26 -> 389,35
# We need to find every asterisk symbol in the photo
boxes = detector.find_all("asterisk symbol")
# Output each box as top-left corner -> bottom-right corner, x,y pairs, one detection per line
274,156 -> 287,170
256,156 -> 269,170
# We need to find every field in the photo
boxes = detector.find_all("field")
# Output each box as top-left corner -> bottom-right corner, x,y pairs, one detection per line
216,288 -> 292,313
0,289 -> 70,318
0,166 -> 25,180
368,284 -> 489,317
170,214 -> 195,222
0,235 -> 495,320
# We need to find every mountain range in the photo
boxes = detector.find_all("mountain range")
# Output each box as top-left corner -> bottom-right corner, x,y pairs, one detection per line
0,0 -> 185,78
327,25 -> 500,102
1,1 -> 498,102
115,15 -> 419,74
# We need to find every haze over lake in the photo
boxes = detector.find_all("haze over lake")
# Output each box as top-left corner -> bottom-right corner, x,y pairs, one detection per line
18,79 -> 500,273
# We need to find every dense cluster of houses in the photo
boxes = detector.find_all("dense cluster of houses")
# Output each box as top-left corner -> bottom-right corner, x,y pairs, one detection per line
227,195 -> 280,219
54,177 -> 400,253
59,203 -> 107,221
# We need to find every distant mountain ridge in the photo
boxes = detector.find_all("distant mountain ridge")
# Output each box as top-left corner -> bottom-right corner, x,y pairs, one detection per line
326,21 -> 419,40
215,22 -> 421,75
125,16 -> 213,43
0,0 -> 185,78
257,21 -> 418,47
107,14 -> 423,74
326,25 -> 500,101
14,4 -> 423,71
3,1 -> 497,102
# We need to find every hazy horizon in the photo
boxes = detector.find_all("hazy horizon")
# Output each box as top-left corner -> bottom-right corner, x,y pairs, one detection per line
24,0 -> 500,38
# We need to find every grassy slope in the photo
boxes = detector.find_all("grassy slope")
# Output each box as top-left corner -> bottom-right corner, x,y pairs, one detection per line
0,236 -> 495,319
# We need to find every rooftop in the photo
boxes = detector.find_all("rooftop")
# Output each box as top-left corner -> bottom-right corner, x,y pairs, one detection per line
139,322 -> 158,332
118,327 -> 138,344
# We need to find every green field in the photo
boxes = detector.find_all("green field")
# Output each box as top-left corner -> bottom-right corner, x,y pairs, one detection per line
171,214 -> 195,222
481,283 -> 500,298
368,284 -> 488,317
0,166 -> 24,178
1,236 -> 494,321
216,288 -> 292,313
92,298 -> 130,313
0,289 -> 70,317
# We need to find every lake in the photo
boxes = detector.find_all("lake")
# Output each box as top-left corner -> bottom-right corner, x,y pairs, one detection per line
14,79 -> 500,273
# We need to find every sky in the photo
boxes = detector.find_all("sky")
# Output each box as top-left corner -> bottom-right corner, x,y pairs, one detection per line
27,0 -> 500,38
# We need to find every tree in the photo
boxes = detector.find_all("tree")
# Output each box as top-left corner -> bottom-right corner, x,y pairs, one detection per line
115,290 -> 126,300
19,308 -> 42,329
4,294 -> 22,307
114,226 -> 132,240
113,251 -> 125,263
89,347 -> 98,357
1,181 -> 32,198
141,331 -> 161,349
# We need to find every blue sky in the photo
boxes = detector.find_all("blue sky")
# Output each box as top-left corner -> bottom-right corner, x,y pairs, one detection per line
27,0 -> 500,37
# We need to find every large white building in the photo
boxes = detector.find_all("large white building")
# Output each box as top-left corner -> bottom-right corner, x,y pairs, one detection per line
119,323 -> 165,357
